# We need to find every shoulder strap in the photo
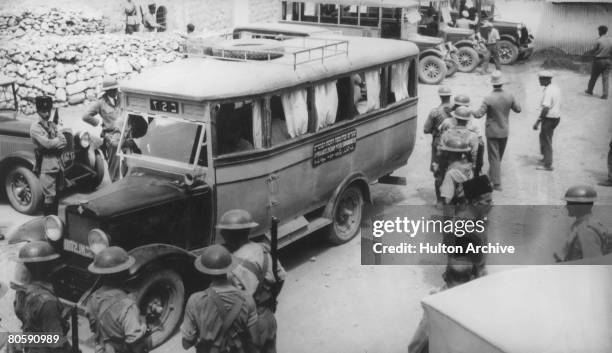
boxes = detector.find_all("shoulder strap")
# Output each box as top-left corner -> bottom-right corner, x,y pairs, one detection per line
208,289 -> 245,338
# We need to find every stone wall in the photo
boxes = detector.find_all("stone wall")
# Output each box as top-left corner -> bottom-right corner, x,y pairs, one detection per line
0,34 -> 182,114
0,9 -> 106,38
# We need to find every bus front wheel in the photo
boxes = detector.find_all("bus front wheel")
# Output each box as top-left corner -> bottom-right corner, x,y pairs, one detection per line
328,185 -> 364,245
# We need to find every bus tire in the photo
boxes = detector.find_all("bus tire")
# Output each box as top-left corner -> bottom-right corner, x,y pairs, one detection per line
418,56 -> 447,85
328,185 -> 364,245
456,47 -> 479,72
497,40 -> 519,65
131,269 -> 185,348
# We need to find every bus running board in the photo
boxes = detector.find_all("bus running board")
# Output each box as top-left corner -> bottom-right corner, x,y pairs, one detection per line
266,216 -> 332,249
378,175 -> 406,185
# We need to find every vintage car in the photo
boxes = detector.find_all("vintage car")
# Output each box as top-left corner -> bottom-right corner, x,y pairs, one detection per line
280,0 -> 481,84
421,264 -> 611,352
10,35 -> 419,347
0,75 -> 105,214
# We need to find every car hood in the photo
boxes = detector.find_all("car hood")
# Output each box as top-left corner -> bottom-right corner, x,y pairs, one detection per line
0,116 -> 31,138
72,172 -> 207,218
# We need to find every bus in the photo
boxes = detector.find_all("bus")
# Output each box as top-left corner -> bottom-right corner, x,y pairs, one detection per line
10,35 -> 419,346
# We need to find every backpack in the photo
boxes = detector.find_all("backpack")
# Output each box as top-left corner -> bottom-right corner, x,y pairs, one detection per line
589,221 -> 612,255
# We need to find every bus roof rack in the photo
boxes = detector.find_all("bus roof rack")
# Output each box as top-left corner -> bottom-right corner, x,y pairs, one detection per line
184,36 -> 350,70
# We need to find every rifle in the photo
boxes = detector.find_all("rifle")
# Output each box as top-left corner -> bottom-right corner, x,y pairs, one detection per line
269,217 -> 283,312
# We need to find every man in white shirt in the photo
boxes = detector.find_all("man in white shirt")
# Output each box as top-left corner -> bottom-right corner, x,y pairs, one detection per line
533,71 -> 561,171
483,21 -> 501,71
455,10 -> 477,29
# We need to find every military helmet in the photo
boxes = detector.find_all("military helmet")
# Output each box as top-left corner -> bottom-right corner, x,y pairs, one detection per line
438,86 -> 452,97
453,94 -> 470,107
452,106 -> 472,121
563,185 -> 597,203
35,96 -> 53,112
440,131 -> 471,152
216,209 -> 259,230
88,246 -> 135,274
194,244 -> 237,275
15,241 -> 60,263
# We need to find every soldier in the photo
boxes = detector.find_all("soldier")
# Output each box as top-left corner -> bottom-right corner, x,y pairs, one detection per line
219,210 -> 286,353
438,132 -> 474,206
555,185 -> 611,262
407,257 -> 478,353
533,71 -> 561,171
439,107 -> 481,173
82,78 -> 122,182
13,241 -> 70,353
86,247 -> 150,353
30,96 -> 67,215
181,244 -> 259,353
424,86 -> 453,204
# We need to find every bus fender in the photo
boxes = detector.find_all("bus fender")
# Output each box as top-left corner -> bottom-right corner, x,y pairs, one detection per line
7,217 -> 46,244
323,172 -> 371,220
0,152 -> 36,177
128,243 -> 196,276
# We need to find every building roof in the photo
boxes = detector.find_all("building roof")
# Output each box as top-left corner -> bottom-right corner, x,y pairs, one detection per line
120,36 -> 418,101
299,0 -> 419,7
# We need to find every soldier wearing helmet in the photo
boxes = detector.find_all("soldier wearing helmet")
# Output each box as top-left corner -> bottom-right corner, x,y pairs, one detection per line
424,86 -> 453,204
30,96 -> 67,215
86,247 -> 150,353
555,185 -> 611,262
473,71 -> 522,191
181,244 -> 259,353
437,132 -> 474,205
12,241 -> 71,353
219,209 -> 286,353
438,107 -> 481,173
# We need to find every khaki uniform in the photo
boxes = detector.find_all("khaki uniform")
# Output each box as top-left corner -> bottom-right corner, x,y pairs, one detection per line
83,96 -> 122,181
14,281 -> 70,353
86,286 -> 147,353
181,285 -> 258,353
562,215 -> 609,262
230,242 -> 286,353
29,119 -> 65,204
424,104 -> 451,202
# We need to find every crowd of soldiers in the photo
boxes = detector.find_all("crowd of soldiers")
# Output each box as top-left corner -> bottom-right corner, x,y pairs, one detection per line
8,209 -> 284,353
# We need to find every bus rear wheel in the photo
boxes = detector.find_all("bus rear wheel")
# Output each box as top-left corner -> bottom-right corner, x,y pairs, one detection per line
328,185 -> 364,245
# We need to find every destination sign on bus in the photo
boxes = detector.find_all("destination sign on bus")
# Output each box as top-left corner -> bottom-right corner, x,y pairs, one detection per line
312,129 -> 357,167
150,99 -> 179,113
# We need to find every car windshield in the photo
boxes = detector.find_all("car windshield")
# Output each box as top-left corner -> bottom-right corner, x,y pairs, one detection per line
121,114 -> 206,166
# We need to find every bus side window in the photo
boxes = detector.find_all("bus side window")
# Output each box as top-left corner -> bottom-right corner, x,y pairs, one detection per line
269,89 -> 309,145
336,76 -> 358,122
313,80 -> 338,130
215,101 -> 255,155
360,6 -> 379,27
320,4 -> 338,24
301,2 -> 319,22
270,96 -> 290,145
408,58 -> 417,97
339,5 -> 358,25
381,7 -> 401,39
389,60 -> 411,103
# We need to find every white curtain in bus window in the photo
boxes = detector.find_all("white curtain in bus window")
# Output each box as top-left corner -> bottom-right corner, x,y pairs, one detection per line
314,80 -> 338,130
391,61 -> 410,101
365,69 -> 381,113
281,89 -> 309,137
252,100 -> 264,148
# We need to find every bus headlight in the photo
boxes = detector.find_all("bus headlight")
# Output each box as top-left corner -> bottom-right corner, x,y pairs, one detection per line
88,229 -> 110,255
79,131 -> 91,149
44,215 -> 64,241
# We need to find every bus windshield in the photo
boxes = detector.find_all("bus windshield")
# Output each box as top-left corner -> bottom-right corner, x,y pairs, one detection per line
120,114 -> 207,167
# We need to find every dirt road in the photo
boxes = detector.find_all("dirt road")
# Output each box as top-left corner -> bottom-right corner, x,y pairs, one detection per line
0,59 -> 610,353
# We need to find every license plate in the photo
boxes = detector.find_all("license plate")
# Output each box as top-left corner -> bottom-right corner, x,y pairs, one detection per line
63,239 -> 94,258
61,151 -> 75,164
150,99 -> 179,113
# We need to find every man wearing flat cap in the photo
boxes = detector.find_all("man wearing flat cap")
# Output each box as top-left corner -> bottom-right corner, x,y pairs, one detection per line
533,71 -> 561,171
30,96 -> 67,215
82,77 -> 122,181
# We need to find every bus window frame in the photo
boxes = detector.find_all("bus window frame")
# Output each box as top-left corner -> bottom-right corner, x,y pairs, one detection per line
209,56 -> 418,160
118,109 -> 210,171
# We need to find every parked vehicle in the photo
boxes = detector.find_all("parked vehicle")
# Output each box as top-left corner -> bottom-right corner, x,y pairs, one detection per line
280,0 -> 480,84
422,264 -> 611,352
9,35 -> 419,347
449,0 -> 535,65
0,75 -> 105,214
